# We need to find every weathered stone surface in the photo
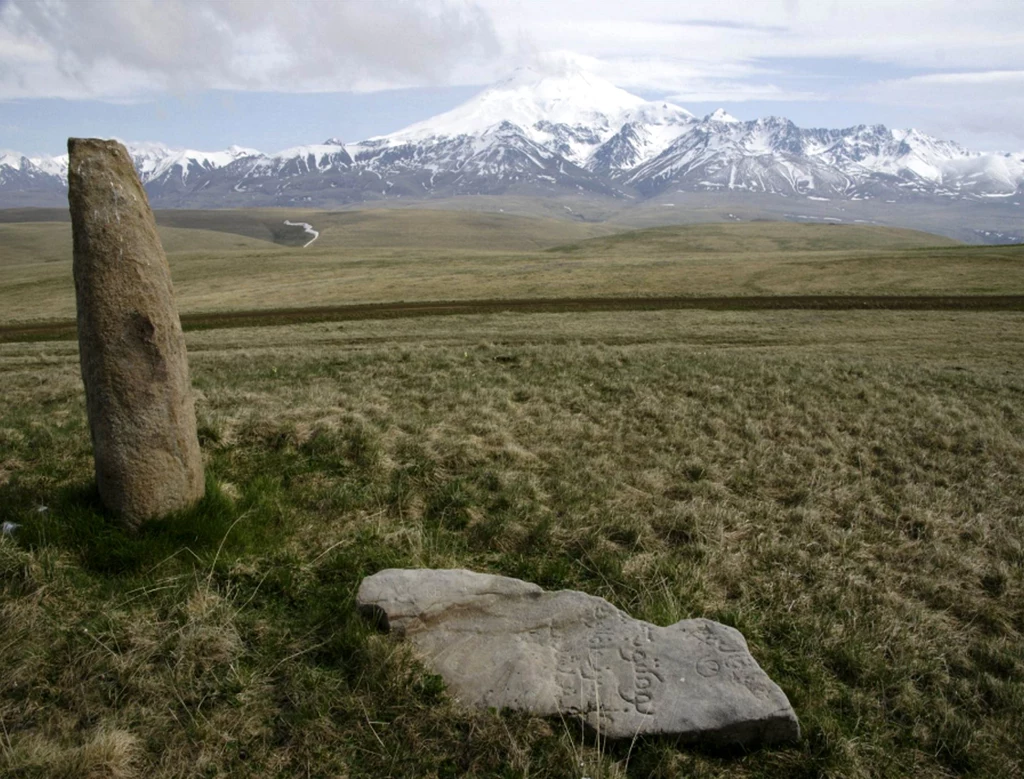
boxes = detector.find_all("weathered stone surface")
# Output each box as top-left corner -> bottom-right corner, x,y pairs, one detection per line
68,138 -> 204,525
357,568 -> 800,745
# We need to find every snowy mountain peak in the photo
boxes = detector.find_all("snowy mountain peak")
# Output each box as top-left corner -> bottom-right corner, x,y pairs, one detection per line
29,154 -> 69,178
0,152 -> 26,168
706,108 -> 740,124
378,67 -> 686,144
363,66 -> 694,171
132,145 -> 257,185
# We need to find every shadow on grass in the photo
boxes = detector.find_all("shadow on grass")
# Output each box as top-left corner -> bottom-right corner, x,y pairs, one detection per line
13,473 -> 279,576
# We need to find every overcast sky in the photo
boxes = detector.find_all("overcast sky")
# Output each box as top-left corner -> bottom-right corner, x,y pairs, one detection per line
2,0 -> 1022,156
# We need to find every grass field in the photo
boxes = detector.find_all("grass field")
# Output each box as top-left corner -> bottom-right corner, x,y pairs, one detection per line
2,309 -> 1023,778
1,209 -> 1023,776
3,209 -> 1024,327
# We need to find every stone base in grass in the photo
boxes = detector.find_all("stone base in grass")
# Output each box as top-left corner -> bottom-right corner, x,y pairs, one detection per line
357,568 -> 800,746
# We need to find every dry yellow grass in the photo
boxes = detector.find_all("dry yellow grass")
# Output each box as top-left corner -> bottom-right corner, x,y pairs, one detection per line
4,211 -> 1020,326
2,309 -> 1023,777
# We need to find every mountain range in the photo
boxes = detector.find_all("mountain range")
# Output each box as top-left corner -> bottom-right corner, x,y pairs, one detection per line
2,65 -> 1023,240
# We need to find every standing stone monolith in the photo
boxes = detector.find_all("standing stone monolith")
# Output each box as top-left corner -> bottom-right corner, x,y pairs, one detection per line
68,138 -> 204,526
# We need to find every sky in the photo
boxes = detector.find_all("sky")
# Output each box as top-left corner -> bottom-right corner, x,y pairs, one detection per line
1,0 -> 1023,157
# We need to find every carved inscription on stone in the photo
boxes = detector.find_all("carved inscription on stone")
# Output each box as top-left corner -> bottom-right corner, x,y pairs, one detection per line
357,568 -> 800,746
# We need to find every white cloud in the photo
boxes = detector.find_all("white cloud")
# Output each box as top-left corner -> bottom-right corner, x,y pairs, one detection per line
665,84 -> 819,104
0,0 -> 502,99
480,0 -> 1024,73
880,70 -> 1024,87
846,70 -> 1024,149
851,70 -> 1024,113
478,1 -> 1024,146
1,0 -> 1022,149
4,0 -> 1023,101
473,0 -> 1024,111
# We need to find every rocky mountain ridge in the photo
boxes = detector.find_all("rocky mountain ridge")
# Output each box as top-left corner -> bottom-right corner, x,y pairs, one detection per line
3,66 -> 1022,215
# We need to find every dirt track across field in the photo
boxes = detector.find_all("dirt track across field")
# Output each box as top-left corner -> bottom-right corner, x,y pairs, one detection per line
3,294 -> 1023,343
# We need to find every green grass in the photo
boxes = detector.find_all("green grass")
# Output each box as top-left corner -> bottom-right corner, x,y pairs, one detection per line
2,309 -> 1023,777
546,222 -> 962,255
3,210 -> 1023,326
0,207 -> 618,255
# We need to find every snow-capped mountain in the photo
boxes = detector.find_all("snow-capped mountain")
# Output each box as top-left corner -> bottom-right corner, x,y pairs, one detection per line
2,66 -> 1022,212
369,65 -> 694,168
619,116 -> 1024,201
0,152 -> 68,202
130,143 -> 259,188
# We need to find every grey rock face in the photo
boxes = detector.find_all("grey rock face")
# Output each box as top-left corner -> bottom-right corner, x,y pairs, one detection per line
357,568 -> 800,746
67,138 -> 204,526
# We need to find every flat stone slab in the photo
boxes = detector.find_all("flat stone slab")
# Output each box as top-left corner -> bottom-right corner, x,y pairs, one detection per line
357,568 -> 799,746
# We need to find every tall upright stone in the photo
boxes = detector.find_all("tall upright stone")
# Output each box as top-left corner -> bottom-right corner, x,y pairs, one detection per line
67,138 -> 204,526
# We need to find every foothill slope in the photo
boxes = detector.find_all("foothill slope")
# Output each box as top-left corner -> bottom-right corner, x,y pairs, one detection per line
1,208 -> 1021,334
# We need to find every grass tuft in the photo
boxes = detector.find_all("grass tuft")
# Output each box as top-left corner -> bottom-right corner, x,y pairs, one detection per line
15,475 -> 272,576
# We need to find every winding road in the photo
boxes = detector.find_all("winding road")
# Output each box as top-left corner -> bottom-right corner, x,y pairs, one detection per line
283,220 -> 319,248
